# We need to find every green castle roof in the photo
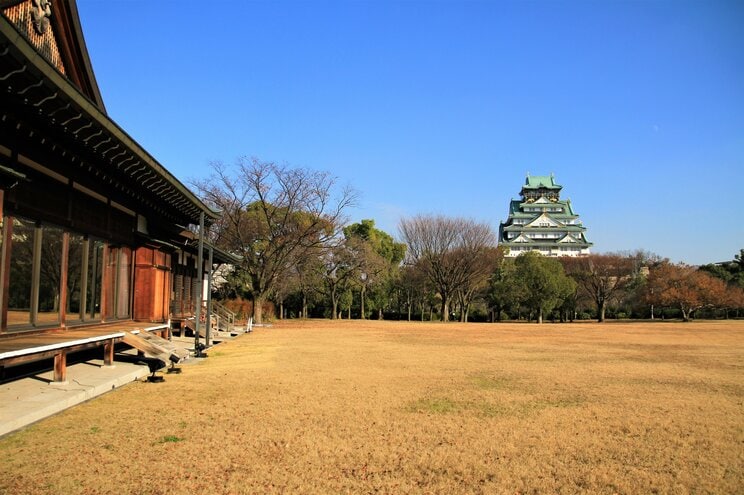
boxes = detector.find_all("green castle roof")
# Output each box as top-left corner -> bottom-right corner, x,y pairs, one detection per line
523,174 -> 562,190
508,199 -> 578,217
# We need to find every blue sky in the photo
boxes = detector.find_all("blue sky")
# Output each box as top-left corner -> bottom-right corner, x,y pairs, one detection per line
76,0 -> 743,265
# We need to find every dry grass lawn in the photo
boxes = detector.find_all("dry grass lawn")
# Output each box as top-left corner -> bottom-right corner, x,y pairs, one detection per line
0,320 -> 742,494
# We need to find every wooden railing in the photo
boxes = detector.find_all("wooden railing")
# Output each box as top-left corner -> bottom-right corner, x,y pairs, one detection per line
209,301 -> 236,334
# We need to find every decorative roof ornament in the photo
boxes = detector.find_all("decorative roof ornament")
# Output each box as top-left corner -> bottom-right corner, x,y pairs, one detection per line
31,0 -> 52,35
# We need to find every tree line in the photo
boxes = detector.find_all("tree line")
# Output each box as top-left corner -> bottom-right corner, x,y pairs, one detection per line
194,159 -> 744,323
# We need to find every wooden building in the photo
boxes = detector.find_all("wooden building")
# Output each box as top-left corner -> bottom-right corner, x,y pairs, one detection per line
0,0 -> 234,381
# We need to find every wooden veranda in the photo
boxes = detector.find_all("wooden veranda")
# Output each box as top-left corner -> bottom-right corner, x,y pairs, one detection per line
0,321 -> 170,382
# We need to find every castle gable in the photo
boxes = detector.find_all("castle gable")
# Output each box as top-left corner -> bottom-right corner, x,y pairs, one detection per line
558,234 -> 578,243
2,0 -> 105,110
2,1 -> 65,74
525,213 -> 563,228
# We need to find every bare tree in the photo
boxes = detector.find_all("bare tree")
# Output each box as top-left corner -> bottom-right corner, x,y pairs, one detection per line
454,245 -> 504,322
399,215 -> 497,322
562,253 -> 635,322
192,158 -> 356,323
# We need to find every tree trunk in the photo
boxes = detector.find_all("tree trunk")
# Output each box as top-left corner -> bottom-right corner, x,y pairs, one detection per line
331,287 -> 338,319
360,285 -> 366,320
279,300 -> 284,320
302,294 -> 307,319
681,305 -> 690,322
537,307 -> 543,324
253,294 -> 265,324
598,300 -> 606,323
441,296 -> 449,322
407,293 -> 412,321
378,308 -> 383,320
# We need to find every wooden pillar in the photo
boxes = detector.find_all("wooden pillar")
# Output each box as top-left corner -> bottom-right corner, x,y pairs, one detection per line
103,340 -> 114,367
79,238 -> 89,319
53,351 -> 67,382
59,232 -> 69,328
0,213 -> 12,331
100,244 -> 109,323
30,224 -> 42,325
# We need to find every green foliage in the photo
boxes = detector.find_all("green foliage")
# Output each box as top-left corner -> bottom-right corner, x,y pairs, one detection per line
343,219 -> 406,266
699,263 -> 733,284
338,288 -> 353,313
700,249 -> 744,290
342,219 -> 406,319
488,259 -> 521,320
513,252 -> 576,323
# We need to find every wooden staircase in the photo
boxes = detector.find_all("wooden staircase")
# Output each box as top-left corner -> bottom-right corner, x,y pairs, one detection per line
122,330 -> 190,367
211,301 -> 237,334
180,318 -> 206,338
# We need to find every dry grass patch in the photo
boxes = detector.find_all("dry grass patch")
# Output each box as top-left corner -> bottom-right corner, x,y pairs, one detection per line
0,319 -> 742,494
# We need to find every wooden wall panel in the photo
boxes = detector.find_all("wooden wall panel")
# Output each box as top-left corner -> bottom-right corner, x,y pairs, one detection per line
133,247 -> 171,322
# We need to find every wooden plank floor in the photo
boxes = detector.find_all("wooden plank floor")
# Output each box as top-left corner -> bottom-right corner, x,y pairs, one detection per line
0,322 -> 168,358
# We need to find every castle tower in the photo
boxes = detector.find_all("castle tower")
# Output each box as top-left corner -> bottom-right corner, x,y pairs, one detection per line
499,174 -> 591,257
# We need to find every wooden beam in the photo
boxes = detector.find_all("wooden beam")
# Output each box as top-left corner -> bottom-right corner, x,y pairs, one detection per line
0,337 -> 123,368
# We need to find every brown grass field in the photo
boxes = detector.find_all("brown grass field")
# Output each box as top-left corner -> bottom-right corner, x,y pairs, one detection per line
0,319 -> 742,494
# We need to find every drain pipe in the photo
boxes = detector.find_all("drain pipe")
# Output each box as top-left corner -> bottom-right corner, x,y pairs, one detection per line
194,211 -> 205,357
205,245 -> 213,346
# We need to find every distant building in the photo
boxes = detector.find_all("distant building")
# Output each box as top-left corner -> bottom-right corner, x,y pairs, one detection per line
499,174 -> 591,257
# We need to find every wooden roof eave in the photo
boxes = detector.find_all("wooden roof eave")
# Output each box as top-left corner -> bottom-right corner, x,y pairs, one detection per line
184,239 -> 241,265
50,0 -> 106,111
0,16 -> 219,226
136,228 -> 241,265
502,225 -> 586,232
